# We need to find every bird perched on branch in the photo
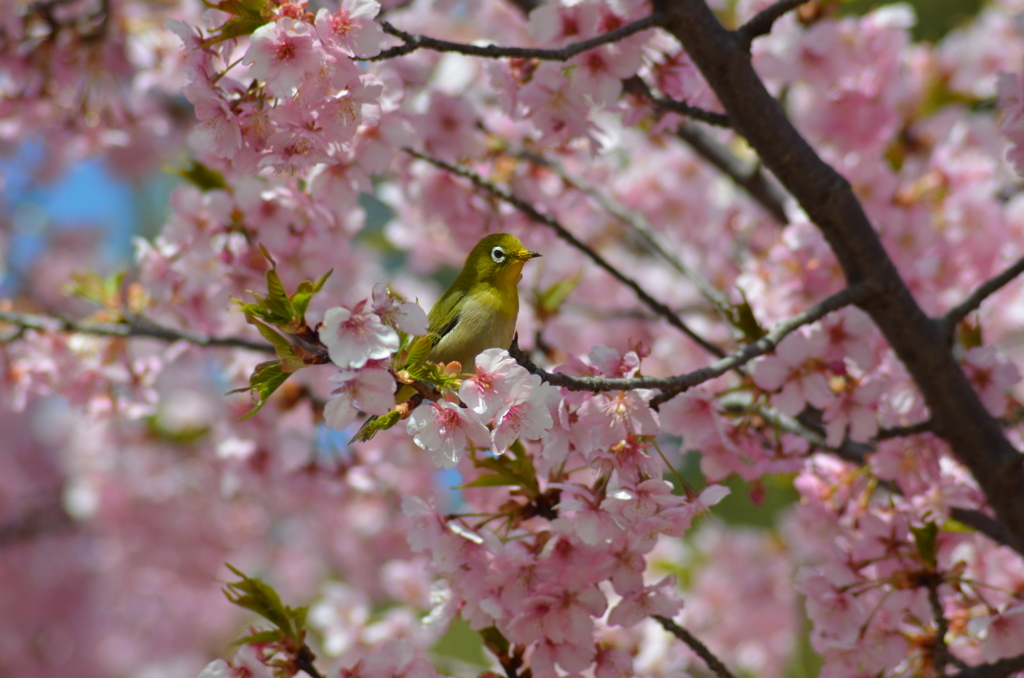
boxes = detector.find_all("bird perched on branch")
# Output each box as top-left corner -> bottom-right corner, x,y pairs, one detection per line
355,232 -> 541,440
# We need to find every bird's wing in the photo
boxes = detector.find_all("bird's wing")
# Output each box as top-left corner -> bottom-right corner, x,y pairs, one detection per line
426,287 -> 467,347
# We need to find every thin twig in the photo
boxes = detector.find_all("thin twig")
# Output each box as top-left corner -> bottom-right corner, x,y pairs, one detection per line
942,255 -> 1024,342
950,654 -> 1024,678
369,14 -> 662,62
508,285 -> 866,398
735,0 -> 811,49
405,148 -> 728,359
651,95 -> 732,127
514,149 -> 733,312
876,420 -> 933,441
653,616 -> 737,678
0,310 -> 275,354
675,122 -> 790,224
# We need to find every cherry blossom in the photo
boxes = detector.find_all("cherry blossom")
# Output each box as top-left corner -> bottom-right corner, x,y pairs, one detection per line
406,401 -> 490,468
320,302 -> 400,369
243,18 -> 326,99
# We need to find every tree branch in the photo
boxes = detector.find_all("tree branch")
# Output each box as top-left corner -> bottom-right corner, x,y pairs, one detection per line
514,149 -> 734,313
653,0 -> 1024,554
941,255 -> 1024,343
949,507 -> 1023,556
876,420 -> 934,441
653,616 -> 737,678
369,14 -> 662,62
674,121 -> 790,224
404,147 -> 728,359
508,285 -> 866,397
735,0 -> 811,49
950,654 -> 1024,678
0,310 -> 275,354
650,95 -> 732,128
926,577 -> 953,677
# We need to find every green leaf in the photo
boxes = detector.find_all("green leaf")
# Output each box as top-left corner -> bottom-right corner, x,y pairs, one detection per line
534,270 -> 582,317
171,160 -> 227,192
223,564 -> 305,642
457,474 -> 522,489
291,270 -> 333,319
403,335 -> 435,377
725,289 -> 767,343
64,270 -> 126,308
263,269 -> 294,322
230,630 -> 282,647
911,521 -> 939,568
248,315 -> 293,351
238,360 -> 291,420
198,15 -> 267,47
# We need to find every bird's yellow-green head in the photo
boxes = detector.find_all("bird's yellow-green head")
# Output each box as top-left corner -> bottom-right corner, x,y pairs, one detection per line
457,233 -> 541,289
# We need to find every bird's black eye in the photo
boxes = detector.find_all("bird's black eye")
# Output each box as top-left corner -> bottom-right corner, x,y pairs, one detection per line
491,246 -> 507,264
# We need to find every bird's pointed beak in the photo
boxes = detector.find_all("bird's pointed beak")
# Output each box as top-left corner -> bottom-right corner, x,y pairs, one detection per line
525,251 -> 542,260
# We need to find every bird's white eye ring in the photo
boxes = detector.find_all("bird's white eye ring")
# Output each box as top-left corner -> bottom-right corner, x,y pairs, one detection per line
491,246 -> 506,263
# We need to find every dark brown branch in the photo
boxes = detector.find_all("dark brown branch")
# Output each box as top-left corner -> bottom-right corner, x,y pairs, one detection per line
941,255 -> 1024,343
674,122 -> 790,224
369,14 -> 662,62
926,578 -> 953,676
950,508 -> 1023,556
653,0 -> 1024,554
876,420 -> 934,441
405,148 -> 727,359
508,285 -> 865,397
0,310 -> 275,354
950,654 -> 1024,678
651,96 -> 732,127
654,616 -> 737,678
735,0 -> 811,49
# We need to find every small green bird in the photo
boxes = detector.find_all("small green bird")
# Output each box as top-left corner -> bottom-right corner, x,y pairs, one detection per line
355,233 -> 541,441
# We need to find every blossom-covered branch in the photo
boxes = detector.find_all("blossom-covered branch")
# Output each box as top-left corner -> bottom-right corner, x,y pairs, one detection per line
510,284 -> 866,396
405,147 -> 728,359
0,310 -> 274,353
942,254 -> 1024,342
654,0 -> 1024,553
370,13 -> 662,62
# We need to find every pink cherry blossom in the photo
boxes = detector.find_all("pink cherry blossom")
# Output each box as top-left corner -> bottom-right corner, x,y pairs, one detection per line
491,376 -> 554,454
324,367 -> 396,431
459,348 -> 534,420
243,18 -> 326,98
370,282 -> 429,336
406,401 -> 490,468
821,378 -> 883,447
320,302 -> 400,368
751,330 -> 835,416
607,577 -> 682,627
314,0 -> 388,59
